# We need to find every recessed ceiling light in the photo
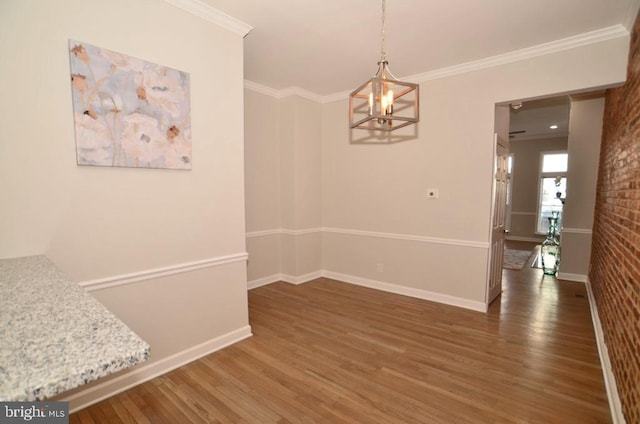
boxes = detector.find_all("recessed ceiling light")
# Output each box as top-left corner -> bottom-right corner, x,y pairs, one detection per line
549,125 -> 559,129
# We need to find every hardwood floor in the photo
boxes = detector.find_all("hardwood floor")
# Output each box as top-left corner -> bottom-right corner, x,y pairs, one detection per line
70,255 -> 611,423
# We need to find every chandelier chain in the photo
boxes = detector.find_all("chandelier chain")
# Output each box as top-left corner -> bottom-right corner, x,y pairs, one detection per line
380,0 -> 386,62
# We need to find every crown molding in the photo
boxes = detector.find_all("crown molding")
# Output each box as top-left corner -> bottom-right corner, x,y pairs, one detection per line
245,24 -> 629,102
244,81 -> 324,102
278,86 -> 324,103
405,25 -> 628,84
243,80 -> 281,98
322,90 -> 352,104
164,0 -> 253,37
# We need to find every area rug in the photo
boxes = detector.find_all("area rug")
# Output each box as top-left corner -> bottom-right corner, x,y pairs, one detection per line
503,248 -> 534,270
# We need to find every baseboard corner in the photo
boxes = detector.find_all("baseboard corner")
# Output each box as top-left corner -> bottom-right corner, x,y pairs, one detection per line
248,274 -> 281,289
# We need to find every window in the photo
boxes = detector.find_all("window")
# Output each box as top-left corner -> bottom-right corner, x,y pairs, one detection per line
506,154 -> 514,231
537,152 -> 567,234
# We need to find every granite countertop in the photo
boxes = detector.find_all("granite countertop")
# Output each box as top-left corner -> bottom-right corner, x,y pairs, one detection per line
0,255 -> 150,401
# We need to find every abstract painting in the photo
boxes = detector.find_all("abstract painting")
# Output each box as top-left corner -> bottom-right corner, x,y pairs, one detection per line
69,40 -> 191,169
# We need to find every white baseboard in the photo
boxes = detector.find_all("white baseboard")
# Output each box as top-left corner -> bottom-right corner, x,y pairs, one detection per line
557,272 -> 588,283
281,271 -> 323,285
585,279 -> 625,424
248,270 -> 487,312
323,271 -> 487,313
64,325 -> 253,413
505,236 -> 544,243
247,274 -> 281,289
247,271 -> 322,289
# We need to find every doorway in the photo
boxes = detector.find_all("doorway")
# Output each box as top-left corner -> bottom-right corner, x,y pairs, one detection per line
507,97 -> 570,244
488,95 -> 572,305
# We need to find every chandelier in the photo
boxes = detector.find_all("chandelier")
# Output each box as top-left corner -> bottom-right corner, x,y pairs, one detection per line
349,0 -> 419,132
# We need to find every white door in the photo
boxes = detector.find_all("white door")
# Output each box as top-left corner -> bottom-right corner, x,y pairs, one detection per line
487,135 -> 509,304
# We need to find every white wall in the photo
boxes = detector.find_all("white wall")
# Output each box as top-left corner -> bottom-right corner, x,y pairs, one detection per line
245,90 -> 282,283
320,37 -> 628,309
245,34 -> 629,310
280,96 -> 323,278
0,0 -> 250,410
245,93 -> 322,285
559,95 -> 605,281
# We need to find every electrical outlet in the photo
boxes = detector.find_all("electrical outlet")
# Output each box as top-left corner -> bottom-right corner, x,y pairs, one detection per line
427,189 -> 439,199
377,263 -> 384,273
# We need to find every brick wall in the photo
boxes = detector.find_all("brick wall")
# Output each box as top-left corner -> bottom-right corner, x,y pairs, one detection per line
590,11 -> 640,424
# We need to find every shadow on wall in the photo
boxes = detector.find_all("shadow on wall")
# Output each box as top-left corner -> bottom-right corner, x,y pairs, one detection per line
349,125 -> 419,144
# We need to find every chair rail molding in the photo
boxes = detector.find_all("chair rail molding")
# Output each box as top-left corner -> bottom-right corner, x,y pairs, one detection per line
246,227 -> 489,249
79,253 -> 249,291
561,228 -> 593,235
322,227 -> 489,249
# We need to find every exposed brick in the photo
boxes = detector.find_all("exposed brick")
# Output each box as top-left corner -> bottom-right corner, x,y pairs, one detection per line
590,10 -> 640,424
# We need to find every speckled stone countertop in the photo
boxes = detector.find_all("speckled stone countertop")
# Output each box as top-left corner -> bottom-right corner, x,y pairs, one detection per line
0,255 -> 149,401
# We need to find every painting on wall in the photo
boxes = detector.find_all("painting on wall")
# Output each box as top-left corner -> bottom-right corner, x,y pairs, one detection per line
69,40 -> 191,169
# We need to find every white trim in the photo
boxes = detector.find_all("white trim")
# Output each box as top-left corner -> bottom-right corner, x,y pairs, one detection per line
405,26 -> 628,84
248,271 -> 487,312
279,87 -> 324,103
324,271 -> 487,313
247,272 -> 321,289
246,228 -> 323,238
510,211 -> 537,216
321,91 -> 349,104
585,279 -> 626,424
64,325 -> 252,413
281,271 -> 323,285
245,25 -> 628,102
246,227 -> 488,248
323,227 -> 489,249
246,229 -> 282,238
247,274 -> 281,290
163,0 -> 252,37
562,228 -> 593,235
282,227 -> 323,236
557,272 -> 588,283
79,253 -> 249,291
244,80 -> 282,98
244,81 -> 324,103
505,235 -> 544,243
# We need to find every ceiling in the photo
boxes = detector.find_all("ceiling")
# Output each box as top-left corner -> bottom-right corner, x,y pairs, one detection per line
509,97 -> 571,141
201,0 -> 639,96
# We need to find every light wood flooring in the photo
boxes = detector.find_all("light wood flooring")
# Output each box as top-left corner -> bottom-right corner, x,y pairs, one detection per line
71,244 -> 611,423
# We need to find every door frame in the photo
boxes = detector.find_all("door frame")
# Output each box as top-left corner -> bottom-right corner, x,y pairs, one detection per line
485,104 -> 510,305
